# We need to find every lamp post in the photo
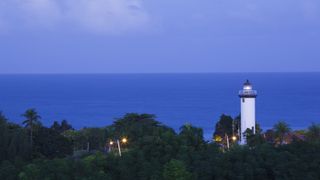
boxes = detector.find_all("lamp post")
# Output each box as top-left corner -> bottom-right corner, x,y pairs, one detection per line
232,120 -> 238,143
117,140 -> 122,156
109,138 -> 128,157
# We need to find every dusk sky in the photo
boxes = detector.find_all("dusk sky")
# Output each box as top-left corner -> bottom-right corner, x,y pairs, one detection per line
0,0 -> 320,73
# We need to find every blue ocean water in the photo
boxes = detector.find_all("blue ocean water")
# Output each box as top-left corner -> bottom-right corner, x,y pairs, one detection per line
0,73 -> 319,139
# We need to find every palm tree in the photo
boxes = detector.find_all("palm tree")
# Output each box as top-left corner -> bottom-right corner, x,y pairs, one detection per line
22,109 -> 41,148
179,123 -> 204,148
273,121 -> 291,145
306,123 -> 320,142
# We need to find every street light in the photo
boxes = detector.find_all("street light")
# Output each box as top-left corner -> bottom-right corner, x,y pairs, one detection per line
232,136 -> 237,141
121,138 -> 127,143
108,137 -> 128,157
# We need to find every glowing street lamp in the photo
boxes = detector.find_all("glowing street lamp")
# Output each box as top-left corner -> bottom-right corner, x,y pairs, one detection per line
108,137 -> 128,157
232,136 -> 237,141
121,138 -> 128,143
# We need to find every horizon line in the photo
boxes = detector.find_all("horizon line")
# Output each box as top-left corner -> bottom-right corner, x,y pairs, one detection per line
0,71 -> 320,75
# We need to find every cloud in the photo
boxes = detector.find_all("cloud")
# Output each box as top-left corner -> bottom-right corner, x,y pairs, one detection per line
0,0 -> 150,34
65,0 -> 149,33
14,0 -> 62,27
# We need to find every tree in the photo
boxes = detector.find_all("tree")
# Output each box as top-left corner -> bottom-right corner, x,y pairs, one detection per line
61,120 -> 73,132
243,128 -> 265,147
178,124 -> 206,173
214,114 -> 241,148
163,159 -> 192,180
0,161 -> 17,180
18,164 -> 40,180
0,112 -> 31,161
104,113 -> 179,179
111,113 -> 174,146
273,121 -> 291,145
179,124 -> 204,149
0,112 -> 8,161
243,128 -> 254,144
264,129 -> 275,143
22,109 -> 41,149
51,120 -> 73,134
81,128 -> 107,151
33,127 -> 73,158
255,123 -> 263,134
234,115 -> 241,135
214,114 -> 233,137
306,123 -> 320,142
51,121 -> 61,132
0,111 -> 8,123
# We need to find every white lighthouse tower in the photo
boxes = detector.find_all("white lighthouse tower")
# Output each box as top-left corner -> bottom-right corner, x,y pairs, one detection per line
239,80 -> 257,144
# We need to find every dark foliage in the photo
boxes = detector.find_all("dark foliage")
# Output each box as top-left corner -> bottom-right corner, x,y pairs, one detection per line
33,127 -> 73,159
50,120 -> 73,134
0,111 -> 319,180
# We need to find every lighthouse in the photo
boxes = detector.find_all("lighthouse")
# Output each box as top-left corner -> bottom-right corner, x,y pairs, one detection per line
239,80 -> 257,144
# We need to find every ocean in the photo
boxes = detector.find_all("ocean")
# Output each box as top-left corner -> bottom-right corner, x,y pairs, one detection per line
0,73 -> 319,139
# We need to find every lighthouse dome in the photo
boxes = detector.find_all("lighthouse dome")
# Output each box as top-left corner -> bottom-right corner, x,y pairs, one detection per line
243,80 -> 252,90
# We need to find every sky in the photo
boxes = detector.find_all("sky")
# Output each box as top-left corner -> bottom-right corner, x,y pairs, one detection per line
0,0 -> 320,73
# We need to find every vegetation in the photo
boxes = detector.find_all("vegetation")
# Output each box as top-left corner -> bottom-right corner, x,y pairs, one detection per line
22,109 -> 41,150
0,109 -> 319,180
273,121 -> 291,145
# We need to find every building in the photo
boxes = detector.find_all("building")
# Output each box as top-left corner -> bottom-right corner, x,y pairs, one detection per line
239,80 -> 257,144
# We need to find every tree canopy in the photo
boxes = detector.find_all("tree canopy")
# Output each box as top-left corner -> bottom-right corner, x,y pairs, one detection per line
0,110 -> 319,180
